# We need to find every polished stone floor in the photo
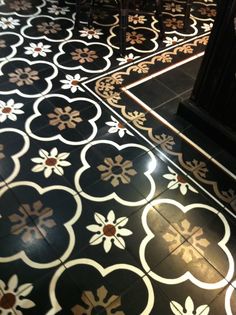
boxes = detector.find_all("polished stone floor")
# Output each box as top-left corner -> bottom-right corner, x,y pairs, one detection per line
0,0 -> 236,314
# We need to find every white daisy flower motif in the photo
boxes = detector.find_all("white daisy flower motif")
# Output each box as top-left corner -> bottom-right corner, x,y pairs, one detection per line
170,296 -> 210,315
31,147 -> 71,178
0,99 -> 24,122
0,274 -> 35,315
0,17 -> 20,30
79,27 -> 103,39
47,4 -> 70,15
24,42 -> 52,58
163,36 -> 183,47
60,74 -> 88,93
201,22 -> 213,32
163,166 -> 198,195
116,53 -> 140,65
86,210 -> 133,253
105,115 -> 133,138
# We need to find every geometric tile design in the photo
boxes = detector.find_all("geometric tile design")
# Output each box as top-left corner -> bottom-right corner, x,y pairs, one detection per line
1,0 -> 235,314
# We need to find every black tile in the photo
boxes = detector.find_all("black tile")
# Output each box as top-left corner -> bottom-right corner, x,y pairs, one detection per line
201,284 -> 236,315
129,78 -> 177,109
212,149 -> 236,175
179,56 -> 203,79
182,125 -> 223,157
154,94 -> 192,131
156,67 -> 194,95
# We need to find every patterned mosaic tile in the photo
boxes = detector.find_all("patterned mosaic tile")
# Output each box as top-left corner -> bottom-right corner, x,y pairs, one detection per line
1,0 -> 235,314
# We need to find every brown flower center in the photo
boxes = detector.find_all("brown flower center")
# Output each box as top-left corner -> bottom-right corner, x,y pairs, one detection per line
117,122 -> 124,128
34,47 -> 42,52
88,30 -> 95,34
0,293 -> 16,309
111,165 -> 123,175
80,53 -> 88,58
92,306 -> 106,314
127,58 -> 133,62
45,157 -> 57,166
103,224 -> 116,236
19,73 -> 29,79
60,114 -> 70,121
2,107 -> 12,114
177,175 -> 186,183
71,80 -> 79,86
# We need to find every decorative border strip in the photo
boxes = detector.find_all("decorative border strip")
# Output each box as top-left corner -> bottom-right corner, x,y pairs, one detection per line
85,33 -> 236,217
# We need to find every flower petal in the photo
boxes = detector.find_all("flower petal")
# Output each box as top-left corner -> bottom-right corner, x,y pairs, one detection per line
57,152 -> 70,160
7,99 -> 14,106
13,103 -> 24,109
59,161 -> 71,167
31,157 -> 44,163
188,184 -> 198,194
115,236 -> 125,249
170,301 -> 183,315
44,167 -> 53,178
118,129 -> 125,138
18,284 -> 33,296
95,212 -> 105,224
106,121 -> 116,127
116,217 -> 128,226
13,109 -> 24,114
118,228 -> 132,236
108,127 -> 118,134
18,298 -> 35,309
185,296 -> 194,313
31,165 -> 45,173
50,147 -> 58,157
168,181 -> 178,189
103,237 -> 112,253
107,210 -> 115,223
196,305 -> 210,315
0,279 -> 6,290
8,113 -> 17,121
163,174 -> 176,180
39,149 -> 48,158
54,167 -> 63,176
8,274 -> 18,291
86,224 -> 102,233
65,74 -> 73,80
89,234 -> 103,245
180,184 -> 187,195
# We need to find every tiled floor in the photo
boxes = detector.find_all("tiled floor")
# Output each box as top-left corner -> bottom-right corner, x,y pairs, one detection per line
0,0 -> 236,314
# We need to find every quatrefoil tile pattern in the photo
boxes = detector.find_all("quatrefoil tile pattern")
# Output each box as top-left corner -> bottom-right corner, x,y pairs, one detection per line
0,0 -> 235,314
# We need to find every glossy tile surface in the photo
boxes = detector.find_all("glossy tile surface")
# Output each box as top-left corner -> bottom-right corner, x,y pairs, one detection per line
0,0 -> 235,314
